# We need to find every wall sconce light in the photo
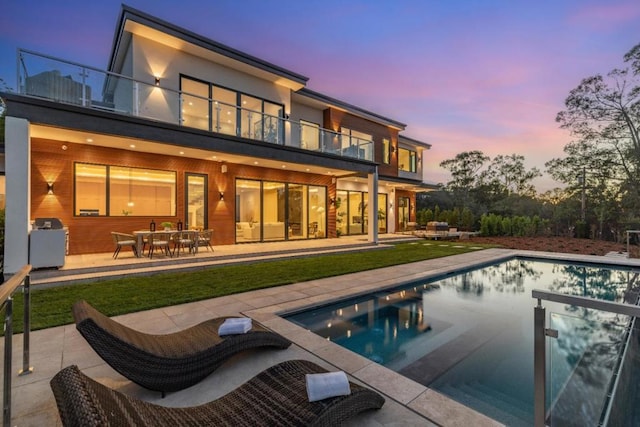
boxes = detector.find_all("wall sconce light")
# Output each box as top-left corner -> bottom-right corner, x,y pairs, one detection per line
330,198 -> 336,206
47,181 -> 54,195
219,191 -> 224,201
390,145 -> 396,153
154,76 -> 160,86
221,164 -> 228,174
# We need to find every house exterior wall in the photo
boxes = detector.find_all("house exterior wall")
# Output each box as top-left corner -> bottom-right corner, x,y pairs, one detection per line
30,139 -> 335,255
289,101 -> 323,125
130,34 -> 291,117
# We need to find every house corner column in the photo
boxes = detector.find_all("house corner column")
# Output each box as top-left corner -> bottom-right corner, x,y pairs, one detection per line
368,167 -> 378,244
4,117 -> 31,275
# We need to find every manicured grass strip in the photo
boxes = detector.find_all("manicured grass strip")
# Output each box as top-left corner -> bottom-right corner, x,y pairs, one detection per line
10,242 -> 489,332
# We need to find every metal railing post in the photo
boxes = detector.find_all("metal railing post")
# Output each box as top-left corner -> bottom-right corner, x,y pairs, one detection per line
3,298 -> 13,427
134,82 -> 139,116
19,275 -> 32,376
534,299 -> 546,427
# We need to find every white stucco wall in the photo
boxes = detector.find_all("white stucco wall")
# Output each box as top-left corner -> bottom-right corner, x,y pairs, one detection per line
4,117 -> 30,275
129,34 -> 291,123
289,101 -> 323,125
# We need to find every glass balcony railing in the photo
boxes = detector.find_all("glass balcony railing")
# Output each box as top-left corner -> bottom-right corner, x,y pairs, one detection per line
533,289 -> 640,427
16,49 -> 374,162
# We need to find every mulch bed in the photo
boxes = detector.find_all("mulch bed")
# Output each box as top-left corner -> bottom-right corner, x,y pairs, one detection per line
468,236 -> 627,256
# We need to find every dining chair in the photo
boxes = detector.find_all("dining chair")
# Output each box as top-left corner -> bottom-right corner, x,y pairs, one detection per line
172,231 -> 195,257
111,232 -> 138,259
148,232 -> 172,258
198,229 -> 214,252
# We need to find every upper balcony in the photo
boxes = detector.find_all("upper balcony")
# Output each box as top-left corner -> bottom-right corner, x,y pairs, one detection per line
15,49 -> 374,162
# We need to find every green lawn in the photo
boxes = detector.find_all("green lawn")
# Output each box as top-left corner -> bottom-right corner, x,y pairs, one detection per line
9,242 -> 488,332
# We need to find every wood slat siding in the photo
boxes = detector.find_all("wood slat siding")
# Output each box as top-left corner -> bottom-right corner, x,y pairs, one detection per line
323,107 -> 400,177
31,139 -> 335,255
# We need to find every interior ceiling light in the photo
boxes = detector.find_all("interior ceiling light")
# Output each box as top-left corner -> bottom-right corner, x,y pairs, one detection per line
86,138 -> 93,143
179,151 -> 184,155
129,144 -> 136,148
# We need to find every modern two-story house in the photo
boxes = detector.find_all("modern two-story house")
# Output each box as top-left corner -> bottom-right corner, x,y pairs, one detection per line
2,5 -> 433,274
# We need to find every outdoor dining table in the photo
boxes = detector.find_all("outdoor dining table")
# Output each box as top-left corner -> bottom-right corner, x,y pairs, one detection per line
132,230 -> 199,258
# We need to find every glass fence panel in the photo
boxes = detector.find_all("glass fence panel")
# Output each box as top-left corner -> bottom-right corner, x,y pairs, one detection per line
255,114 -> 282,144
321,130 -> 341,155
605,319 -> 640,427
548,310 -> 630,426
287,121 -> 303,149
18,50 -> 379,162
359,140 -> 374,161
20,52 -> 103,107
213,101 -> 238,136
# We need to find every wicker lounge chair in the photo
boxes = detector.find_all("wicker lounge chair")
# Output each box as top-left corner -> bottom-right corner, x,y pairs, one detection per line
73,300 -> 292,394
51,359 -> 385,427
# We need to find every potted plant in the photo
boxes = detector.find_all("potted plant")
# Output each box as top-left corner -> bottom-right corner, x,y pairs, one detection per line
160,221 -> 173,230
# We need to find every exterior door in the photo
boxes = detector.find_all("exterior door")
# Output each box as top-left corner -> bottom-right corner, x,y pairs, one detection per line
185,173 -> 207,230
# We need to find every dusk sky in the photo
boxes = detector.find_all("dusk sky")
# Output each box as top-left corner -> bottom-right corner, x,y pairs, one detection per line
2,0 -> 638,191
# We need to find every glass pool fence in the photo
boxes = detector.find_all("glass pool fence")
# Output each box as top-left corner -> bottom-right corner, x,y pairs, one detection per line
533,289 -> 640,427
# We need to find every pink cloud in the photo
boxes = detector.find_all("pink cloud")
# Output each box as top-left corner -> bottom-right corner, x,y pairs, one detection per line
568,2 -> 640,31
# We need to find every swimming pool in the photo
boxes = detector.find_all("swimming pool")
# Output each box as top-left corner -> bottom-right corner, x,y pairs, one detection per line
286,257 -> 639,426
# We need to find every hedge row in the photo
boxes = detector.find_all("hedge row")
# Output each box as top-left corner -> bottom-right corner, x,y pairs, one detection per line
479,213 -> 548,237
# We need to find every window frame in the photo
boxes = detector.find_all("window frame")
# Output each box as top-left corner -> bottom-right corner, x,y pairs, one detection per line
73,162 -> 177,217
398,148 -> 417,173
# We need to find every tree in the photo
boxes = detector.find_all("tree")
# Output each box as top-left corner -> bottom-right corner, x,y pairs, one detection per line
482,154 -> 541,197
554,43 -> 640,208
439,150 -> 489,209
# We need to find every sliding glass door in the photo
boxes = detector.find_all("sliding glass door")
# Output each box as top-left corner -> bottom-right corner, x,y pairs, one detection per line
235,179 -> 326,242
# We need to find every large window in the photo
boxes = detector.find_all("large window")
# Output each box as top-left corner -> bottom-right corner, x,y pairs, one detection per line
398,148 -> 417,172
236,179 -> 326,242
75,163 -> 176,216
180,76 -> 283,142
181,78 -> 210,131
213,86 -> 237,136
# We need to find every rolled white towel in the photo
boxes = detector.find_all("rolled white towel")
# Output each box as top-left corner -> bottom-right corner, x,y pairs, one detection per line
218,317 -> 252,336
305,371 -> 351,402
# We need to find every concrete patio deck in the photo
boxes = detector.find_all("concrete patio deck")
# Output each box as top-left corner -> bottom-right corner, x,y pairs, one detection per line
6,239 -> 640,426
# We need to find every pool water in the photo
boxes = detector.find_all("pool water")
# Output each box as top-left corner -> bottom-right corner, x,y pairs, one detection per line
286,258 -> 640,426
